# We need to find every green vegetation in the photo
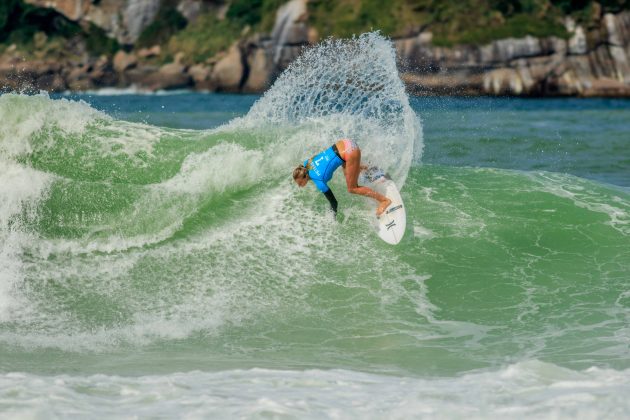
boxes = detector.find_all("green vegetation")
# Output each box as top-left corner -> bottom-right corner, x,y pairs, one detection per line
552,0 -> 629,14
227,0 -> 288,31
0,0 -> 81,44
427,2 -> 571,47
136,0 -> 187,48
155,0 -> 287,63
0,0 -> 117,57
85,24 -> 119,56
440,14 -> 568,46
1,0 -> 630,65
309,0 -> 422,39
0,0 -> 15,34
309,0 -> 629,46
166,14 -> 242,63
227,0 -> 265,26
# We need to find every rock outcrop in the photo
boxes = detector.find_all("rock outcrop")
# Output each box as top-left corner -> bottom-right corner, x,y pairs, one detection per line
395,11 -> 630,96
212,43 -> 245,92
3,2 -> 630,97
24,0 -> 161,45
188,64 -> 214,90
113,51 -> 138,73
211,7 -> 630,97
0,59 -> 66,92
270,0 -> 309,66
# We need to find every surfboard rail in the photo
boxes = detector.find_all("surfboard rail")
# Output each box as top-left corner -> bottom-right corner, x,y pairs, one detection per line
362,167 -> 406,245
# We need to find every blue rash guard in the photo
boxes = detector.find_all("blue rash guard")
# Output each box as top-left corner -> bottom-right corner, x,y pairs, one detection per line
305,146 -> 344,193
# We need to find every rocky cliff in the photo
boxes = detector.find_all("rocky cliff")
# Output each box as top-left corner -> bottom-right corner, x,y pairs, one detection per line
396,12 -> 630,96
1,0 -> 629,97
24,0 -> 162,45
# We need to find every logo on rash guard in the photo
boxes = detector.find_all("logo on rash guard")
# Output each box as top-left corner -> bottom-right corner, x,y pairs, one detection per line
313,155 -> 329,178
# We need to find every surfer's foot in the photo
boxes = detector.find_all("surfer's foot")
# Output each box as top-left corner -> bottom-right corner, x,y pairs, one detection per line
376,198 -> 392,217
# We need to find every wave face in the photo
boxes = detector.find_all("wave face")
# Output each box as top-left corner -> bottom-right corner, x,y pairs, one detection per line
1,33 -> 629,418
0,33 -> 425,358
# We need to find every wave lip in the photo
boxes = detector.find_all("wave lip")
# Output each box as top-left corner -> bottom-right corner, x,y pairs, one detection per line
241,32 -> 423,186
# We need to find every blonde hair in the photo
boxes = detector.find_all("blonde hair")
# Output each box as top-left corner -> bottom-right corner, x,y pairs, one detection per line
292,165 -> 309,181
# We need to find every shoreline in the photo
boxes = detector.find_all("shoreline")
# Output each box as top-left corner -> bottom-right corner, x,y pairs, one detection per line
42,86 -> 630,99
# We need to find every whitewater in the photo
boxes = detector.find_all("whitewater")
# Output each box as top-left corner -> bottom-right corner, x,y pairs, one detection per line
1,33 -> 629,418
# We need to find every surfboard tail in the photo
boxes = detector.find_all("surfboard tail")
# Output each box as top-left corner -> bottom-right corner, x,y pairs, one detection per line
373,178 -> 406,245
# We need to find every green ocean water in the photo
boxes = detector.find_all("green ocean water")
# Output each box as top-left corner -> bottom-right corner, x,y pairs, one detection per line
1,34 -> 629,418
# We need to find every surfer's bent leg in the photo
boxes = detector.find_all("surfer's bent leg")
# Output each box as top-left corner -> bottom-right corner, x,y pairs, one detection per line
343,147 -> 391,216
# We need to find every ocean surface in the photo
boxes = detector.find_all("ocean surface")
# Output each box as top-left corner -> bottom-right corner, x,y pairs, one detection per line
1,34 -> 629,418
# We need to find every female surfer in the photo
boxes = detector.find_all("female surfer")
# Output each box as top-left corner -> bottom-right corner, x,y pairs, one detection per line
292,139 -> 391,216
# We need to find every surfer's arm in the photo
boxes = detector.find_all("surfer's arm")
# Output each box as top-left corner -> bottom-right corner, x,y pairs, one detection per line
323,189 -> 338,215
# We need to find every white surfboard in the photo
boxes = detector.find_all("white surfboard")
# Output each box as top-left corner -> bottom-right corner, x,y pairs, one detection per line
361,167 -> 406,245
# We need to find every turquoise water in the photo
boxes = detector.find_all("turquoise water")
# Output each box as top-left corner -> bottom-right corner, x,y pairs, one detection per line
1,34 -> 629,418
